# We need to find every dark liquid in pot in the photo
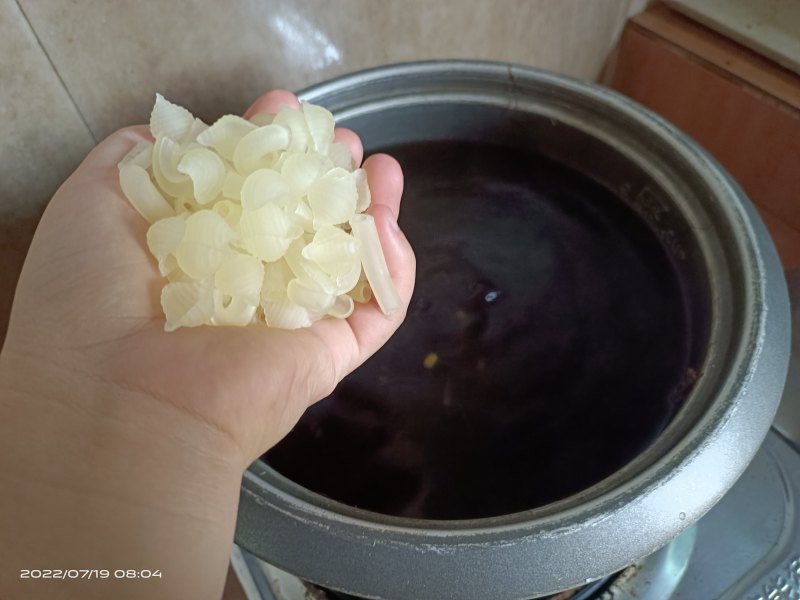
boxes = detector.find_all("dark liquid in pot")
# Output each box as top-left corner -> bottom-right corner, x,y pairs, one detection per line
264,141 -> 694,520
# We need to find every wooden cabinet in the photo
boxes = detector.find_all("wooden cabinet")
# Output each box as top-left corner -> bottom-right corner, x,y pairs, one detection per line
603,3 -> 800,268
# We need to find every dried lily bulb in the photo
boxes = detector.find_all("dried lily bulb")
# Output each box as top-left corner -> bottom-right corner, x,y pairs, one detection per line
177,147 -> 226,205
153,136 -> 192,198
150,94 -> 194,141
213,293 -> 258,327
146,213 -> 187,275
172,196 -> 199,215
284,238 -> 336,296
248,112 -> 275,127
212,199 -> 243,229
287,278 -> 336,314
350,214 -> 403,315
273,106 -> 312,153
214,254 -> 264,306
308,167 -> 357,227
118,93 -> 403,331
353,168 -> 371,213
261,259 -> 318,329
233,124 -> 290,174
240,169 -> 294,212
239,204 -> 303,262
301,101 -> 335,154
348,271 -> 372,304
175,210 -> 237,280
328,142 -> 353,170
119,164 -> 174,224
161,280 -> 214,332
197,114 -> 257,160
302,225 -> 361,277
118,141 -> 153,170
281,153 -> 331,196
328,294 -> 355,319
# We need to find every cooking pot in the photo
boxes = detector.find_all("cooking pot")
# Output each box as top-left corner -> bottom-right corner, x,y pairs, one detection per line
235,61 -> 791,599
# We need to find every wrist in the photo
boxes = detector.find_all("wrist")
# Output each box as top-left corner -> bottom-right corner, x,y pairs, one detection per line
0,345 -> 246,473
0,348 -> 244,599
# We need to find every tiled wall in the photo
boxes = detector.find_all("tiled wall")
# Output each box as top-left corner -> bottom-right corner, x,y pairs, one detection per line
0,0 -> 647,340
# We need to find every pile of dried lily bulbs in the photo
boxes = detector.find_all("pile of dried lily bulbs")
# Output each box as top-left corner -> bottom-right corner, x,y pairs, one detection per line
118,94 -> 401,331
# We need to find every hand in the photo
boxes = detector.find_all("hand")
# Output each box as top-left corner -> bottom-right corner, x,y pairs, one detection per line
4,89 -> 415,462
0,90 -> 415,600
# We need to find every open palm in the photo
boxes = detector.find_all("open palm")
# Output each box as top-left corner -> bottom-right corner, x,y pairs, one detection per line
4,90 -> 415,463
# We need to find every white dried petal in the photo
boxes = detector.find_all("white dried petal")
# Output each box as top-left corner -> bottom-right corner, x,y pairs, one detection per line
222,171 -> 244,199
261,297 -> 316,330
301,101 -> 335,154
183,209 -> 237,245
233,124 -> 290,174
273,106 -> 311,153
125,94 -> 399,330
240,169 -> 294,211
118,141 -> 153,170
287,278 -> 335,313
212,199 -> 242,228
212,293 -> 258,327
333,261 -> 362,295
350,213 -> 402,315
119,164 -> 175,223
175,210 -> 237,279
150,93 -> 194,140
293,198 -> 314,232
178,147 -> 226,205
239,204 -> 303,262
162,256 -> 194,281
261,259 -> 294,302
172,196 -> 199,215
157,254 -> 178,278
284,238 -> 336,295
152,136 -> 192,198
348,274 -> 372,304
281,153 -> 331,196
302,225 -> 361,276
163,261 -> 194,283
353,168 -> 371,213
197,114 -> 257,160
146,213 -> 187,266
214,254 -> 264,305
161,280 -> 214,332
184,118 -> 208,144
328,294 -> 355,319
328,141 -> 353,170
175,245 -> 235,281
248,112 -> 275,127
308,167 -> 358,227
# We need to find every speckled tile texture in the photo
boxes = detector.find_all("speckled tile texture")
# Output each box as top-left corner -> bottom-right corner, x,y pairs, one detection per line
0,0 -> 95,342
16,0 -> 646,139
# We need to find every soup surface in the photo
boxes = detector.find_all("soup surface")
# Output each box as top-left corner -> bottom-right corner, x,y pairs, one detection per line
264,140 -> 694,519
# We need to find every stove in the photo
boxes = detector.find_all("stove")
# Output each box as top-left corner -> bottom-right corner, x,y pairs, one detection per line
231,273 -> 800,599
